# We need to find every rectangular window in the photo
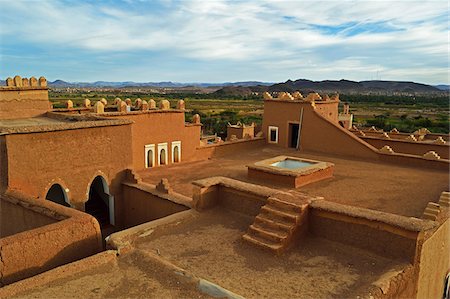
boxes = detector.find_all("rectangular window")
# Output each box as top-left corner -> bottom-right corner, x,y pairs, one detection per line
268,126 -> 278,144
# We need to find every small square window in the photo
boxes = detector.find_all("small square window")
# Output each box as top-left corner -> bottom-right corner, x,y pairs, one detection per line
268,126 -> 278,144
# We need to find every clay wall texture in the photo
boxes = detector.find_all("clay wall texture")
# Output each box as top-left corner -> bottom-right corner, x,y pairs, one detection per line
195,138 -> 265,160
262,100 -> 379,159
360,136 -> 449,159
122,183 -> 189,228
416,219 -> 450,298
227,126 -> 254,140
312,100 -> 339,123
0,88 -> 51,119
110,112 -> 201,170
0,194 -> 102,286
4,124 -> 133,208
1,200 -> 57,238
309,209 -> 418,262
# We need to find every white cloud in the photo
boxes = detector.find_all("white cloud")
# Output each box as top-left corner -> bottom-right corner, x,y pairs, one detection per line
0,0 -> 448,83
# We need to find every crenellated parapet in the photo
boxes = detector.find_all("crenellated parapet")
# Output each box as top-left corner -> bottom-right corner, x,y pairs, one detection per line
1,75 -> 51,119
4,75 -> 47,89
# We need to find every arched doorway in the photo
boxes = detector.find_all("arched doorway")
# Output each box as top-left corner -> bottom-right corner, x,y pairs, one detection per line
46,184 -> 70,207
85,176 -> 114,227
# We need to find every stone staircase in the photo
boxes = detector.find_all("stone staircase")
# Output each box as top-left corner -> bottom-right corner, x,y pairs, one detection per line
243,196 -> 308,254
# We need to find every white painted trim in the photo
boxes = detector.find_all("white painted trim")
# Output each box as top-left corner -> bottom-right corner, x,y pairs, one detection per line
157,142 -> 168,166
144,144 -> 155,168
268,126 -> 279,144
171,141 -> 181,163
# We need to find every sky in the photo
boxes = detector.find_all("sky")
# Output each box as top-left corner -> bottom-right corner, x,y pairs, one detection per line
0,0 -> 448,84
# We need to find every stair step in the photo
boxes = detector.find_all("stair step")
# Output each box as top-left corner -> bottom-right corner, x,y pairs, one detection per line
249,224 -> 288,242
261,206 -> 299,223
242,233 -> 283,252
255,215 -> 293,233
267,197 -> 303,213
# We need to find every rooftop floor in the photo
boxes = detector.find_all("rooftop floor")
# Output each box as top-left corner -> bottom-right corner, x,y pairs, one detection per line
134,208 -> 405,298
139,145 -> 449,217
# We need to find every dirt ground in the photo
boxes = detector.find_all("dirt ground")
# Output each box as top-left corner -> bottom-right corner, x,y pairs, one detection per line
10,252 -> 211,299
139,145 -> 449,217
135,208 -> 404,299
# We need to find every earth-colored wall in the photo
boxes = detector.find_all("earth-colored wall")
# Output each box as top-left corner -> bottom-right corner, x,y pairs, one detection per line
0,200 -> 56,238
0,193 -> 102,286
122,183 -> 189,228
360,136 -> 449,159
0,88 -> 51,119
110,111 -> 201,170
227,126 -> 254,140
4,124 -> 133,210
309,205 -> 420,262
262,100 -> 379,159
194,138 -> 265,160
416,218 -> 450,299
0,136 -> 7,193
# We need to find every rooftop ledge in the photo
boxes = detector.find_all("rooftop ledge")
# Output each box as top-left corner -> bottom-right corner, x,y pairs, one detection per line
0,112 -> 133,135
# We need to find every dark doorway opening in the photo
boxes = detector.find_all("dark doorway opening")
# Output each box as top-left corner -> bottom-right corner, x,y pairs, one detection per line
86,176 -> 110,227
289,123 -> 300,148
46,184 -> 70,207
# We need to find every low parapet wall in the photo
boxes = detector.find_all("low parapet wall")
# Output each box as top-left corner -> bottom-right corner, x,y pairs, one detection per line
359,135 -> 449,159
122,182 -> 190,228
309,200 -> 435,263
0,192 -> 102,286
192,176 -> 281,216
195,138 -> 265,160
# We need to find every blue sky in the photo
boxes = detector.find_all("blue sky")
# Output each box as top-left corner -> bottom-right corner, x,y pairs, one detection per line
0,0 -> 448,84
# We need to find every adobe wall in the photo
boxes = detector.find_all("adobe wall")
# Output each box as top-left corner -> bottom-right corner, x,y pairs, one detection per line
309,200 -> 434,263
5,124 -> 133,213
194,138 -> 265,160
122,182 -> 189,228
360,136 -> 449,159
110,112 -> 201,170
416,218 -> 450,299
0,193 -> 102,286
312,100 -> 339,123
227,126 -> 254,140
0,135 -> 7,193
378,152 -> 449,170
0,199 -> 57,238
0,87 -> 51,119
192,176 -> 280,216
263,100 -> 379,159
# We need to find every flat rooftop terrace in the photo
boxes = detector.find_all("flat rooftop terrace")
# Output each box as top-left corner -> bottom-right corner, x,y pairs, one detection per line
139,145 -> 449,217
3,207 -> 412,299
133,208 -> 405,298
0,114 -> 132,134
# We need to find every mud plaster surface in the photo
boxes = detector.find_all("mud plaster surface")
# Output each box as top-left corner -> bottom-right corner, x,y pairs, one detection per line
139,145 -> 449,217
9,252 -> 211,299
135,208 -> 404,299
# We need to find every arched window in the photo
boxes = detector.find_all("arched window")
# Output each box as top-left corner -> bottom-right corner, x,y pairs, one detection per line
145,144 -> 155,168
160,149 -> 166,165
172,141 -> 181,163
147,149 -> 153,167
85,176 -> 114,227
173,146 -> 180,162
46,184 -> 70,207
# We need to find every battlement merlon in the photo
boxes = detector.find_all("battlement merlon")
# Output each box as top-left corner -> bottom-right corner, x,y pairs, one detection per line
0,76 -> 51,120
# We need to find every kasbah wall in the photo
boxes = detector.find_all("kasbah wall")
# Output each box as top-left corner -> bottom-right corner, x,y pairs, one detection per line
262,98 -> 379,159
109,111 -> 201,171
4,124 -> 133,217
0,76 -> 51,119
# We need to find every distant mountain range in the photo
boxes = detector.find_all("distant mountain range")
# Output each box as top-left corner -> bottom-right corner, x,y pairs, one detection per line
264,79 -> 444,94
0,78 -> 447,95
46,80 -> 274,88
